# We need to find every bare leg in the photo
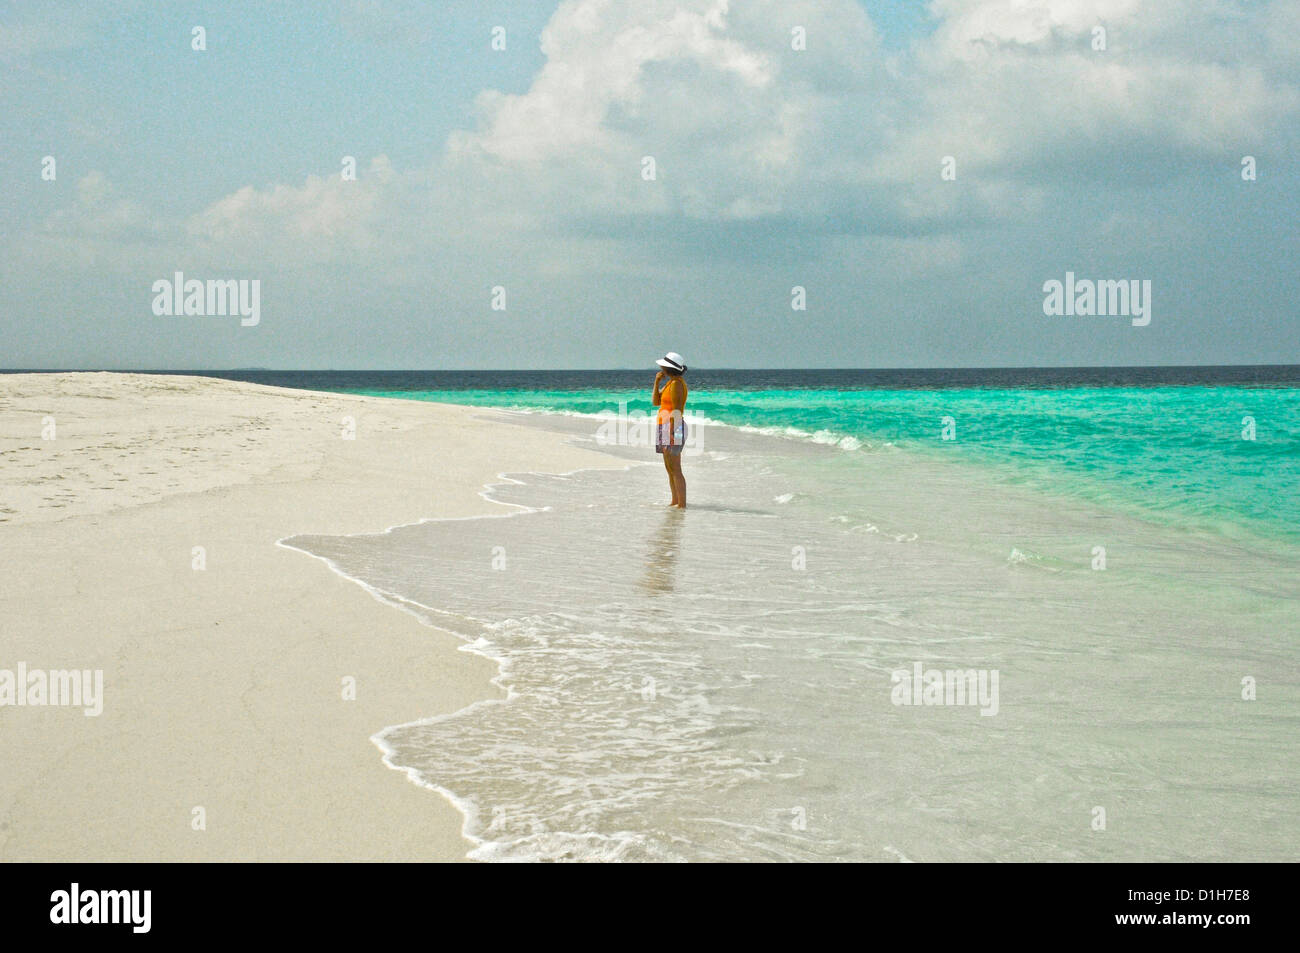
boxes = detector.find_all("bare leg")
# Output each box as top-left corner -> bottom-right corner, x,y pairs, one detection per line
662,453 -> 678,506
666,454 -> 686,508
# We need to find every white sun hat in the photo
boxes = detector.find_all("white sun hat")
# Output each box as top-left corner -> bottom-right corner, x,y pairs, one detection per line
655,352 -> 687,373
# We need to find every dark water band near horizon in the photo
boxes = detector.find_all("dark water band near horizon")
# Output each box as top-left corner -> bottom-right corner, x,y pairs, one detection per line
7,365 -> 1300,389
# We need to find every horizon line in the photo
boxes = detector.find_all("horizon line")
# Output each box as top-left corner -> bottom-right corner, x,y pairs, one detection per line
3,363 -> 1300,374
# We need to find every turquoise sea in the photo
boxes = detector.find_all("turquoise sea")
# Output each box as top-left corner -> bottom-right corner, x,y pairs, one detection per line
222,367 -> 1300,861
273,367 -> 1300,544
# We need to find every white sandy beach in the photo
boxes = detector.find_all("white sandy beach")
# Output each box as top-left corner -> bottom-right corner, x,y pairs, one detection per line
0,373 -> 617,861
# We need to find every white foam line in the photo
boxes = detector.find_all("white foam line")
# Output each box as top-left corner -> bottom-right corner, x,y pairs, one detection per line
275,457 -> 653,860
459,401 -> 890,456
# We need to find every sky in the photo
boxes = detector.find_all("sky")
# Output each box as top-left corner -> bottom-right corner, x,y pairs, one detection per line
2,0 -> 1297,370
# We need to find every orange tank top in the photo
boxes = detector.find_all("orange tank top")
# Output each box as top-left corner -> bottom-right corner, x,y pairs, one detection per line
657,377 -> 686,424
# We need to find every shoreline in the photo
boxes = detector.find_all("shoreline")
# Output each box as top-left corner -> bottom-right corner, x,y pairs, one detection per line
250,376 -> 1300,551
275,458 -> 648,859
0,372 -> 621,861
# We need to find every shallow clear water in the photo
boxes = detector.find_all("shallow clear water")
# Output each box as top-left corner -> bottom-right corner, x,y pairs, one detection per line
314,377 -> 1300,544
283,412 -> 1300,862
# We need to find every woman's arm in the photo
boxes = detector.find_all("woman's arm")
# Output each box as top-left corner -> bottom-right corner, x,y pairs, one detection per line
651,370 -> 666,406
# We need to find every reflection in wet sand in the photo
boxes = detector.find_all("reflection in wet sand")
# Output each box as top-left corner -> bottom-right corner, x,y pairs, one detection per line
641,508 -> 684,593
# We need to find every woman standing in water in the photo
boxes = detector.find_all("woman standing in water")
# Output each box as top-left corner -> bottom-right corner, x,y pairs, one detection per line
652,352 -> 688,508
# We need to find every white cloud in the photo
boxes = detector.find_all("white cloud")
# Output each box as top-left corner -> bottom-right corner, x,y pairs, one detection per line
31,0 -> 1300,268
452,0 -> 773,165
0,0 -> 148,60
45,171 -> 160,240
925,0 -> 1142,60
188,156 -> 397,249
